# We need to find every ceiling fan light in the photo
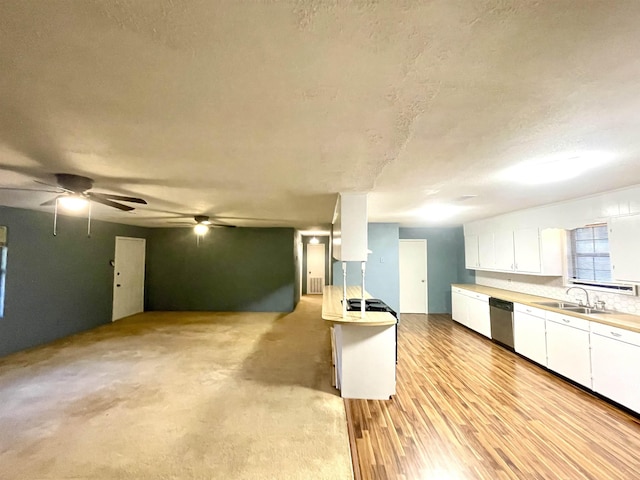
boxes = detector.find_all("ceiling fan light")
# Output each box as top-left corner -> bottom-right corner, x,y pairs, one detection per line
58,195 -> 88,211
194,223 -> 209,235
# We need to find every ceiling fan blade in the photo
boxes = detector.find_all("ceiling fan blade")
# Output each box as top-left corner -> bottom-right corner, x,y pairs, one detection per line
89,192 -> 147,204
34,180 -> 72,193
89,195 -> 135,211
40,196 -> 62,206
0,186 -> 61,193
210,223 -> 236,228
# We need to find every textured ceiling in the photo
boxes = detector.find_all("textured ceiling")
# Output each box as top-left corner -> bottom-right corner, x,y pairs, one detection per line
1,1 -> 640,229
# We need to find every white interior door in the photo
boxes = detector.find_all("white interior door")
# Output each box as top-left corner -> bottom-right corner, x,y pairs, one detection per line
307,243 -> 325,294
112,236 -> 146,321
399,239 -> 428,313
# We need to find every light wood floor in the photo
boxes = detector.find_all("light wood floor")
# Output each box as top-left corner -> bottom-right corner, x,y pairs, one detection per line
345,313 -> 640,480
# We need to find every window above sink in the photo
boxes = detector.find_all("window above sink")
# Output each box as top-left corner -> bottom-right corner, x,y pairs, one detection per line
566,224 -> 636,296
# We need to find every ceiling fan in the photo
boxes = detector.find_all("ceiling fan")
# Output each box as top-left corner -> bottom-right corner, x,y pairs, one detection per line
10,173 -> 148,212
0,173 -> 148,236
168,215 -> 236,246
172,215 -> 237,233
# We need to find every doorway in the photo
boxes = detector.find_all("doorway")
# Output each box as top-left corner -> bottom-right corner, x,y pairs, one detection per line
306,243 -> 325,294
399,239 -> 428,313
112,236 -> 146,321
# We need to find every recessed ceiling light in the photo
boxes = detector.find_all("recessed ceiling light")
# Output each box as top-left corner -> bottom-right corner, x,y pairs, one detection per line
501,151 -> 613,185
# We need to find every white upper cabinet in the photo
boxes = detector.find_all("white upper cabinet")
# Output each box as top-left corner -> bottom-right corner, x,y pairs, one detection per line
609,214 -> 640,282
464,228 -> 563,276
332,193 -> 368,262
513,228 -> 542,273
478,233 -> 495,269
464,234 -> 479,269
494,231 -> 515,271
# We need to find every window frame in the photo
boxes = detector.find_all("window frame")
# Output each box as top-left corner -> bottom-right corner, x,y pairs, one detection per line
565,224 -> 636,295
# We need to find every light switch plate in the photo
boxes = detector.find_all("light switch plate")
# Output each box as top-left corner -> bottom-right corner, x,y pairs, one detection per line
0,226 -> 6,246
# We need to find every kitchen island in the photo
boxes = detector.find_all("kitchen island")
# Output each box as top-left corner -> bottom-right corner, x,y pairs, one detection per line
322,285 -> 397,400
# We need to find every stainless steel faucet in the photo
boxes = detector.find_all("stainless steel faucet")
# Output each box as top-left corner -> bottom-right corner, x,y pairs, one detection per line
566,286 -> 590,307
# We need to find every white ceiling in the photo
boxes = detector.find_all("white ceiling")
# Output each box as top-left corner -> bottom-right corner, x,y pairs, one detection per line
1,1 -> 640,229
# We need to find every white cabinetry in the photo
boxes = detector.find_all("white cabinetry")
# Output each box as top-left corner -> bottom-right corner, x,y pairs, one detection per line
546,311 -> 592,389
478,233 -> 495,270
464,235 -> 479,269
591,322 -> 640,413
332,193 -> 368,261
609,214 -> 640,282
451,288 -> 468,326
468,292 -> 491,338
513,304 -> 547,366
513,228 -> 542,273
451,287 -> 490,338
334,323 -> 396,400
463,228 -> 563,276
493,231 -> 515,271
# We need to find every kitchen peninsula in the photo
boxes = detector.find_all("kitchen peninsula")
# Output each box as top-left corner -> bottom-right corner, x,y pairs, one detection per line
322,285 -> 397,400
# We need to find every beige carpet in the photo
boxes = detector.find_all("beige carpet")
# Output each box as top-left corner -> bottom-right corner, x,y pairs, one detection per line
0,296 -> 353,480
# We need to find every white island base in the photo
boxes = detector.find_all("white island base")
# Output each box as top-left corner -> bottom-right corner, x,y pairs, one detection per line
323,286 -> 396,400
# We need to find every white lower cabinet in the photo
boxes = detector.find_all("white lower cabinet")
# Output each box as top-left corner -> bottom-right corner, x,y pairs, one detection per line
451,287 -> 490,338
467,293 -> 491,338
451,288 -> 469,327
513,304 -> 547,366
333,323 -> 396,400
546,312 -> 592,389
591,323 -> 640,413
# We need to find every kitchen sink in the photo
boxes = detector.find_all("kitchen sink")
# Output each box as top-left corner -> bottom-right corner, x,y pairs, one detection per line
533,301 -> 579,309
561,306 -> 616,315
533,301 -> 617,315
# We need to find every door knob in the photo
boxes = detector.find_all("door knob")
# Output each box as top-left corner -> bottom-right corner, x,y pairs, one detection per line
421,280 -> 425,283
116,284 -> 121,287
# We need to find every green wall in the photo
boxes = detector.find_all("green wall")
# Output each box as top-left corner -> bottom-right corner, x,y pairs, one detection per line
399,226 -> 475,313
146,227 -> 297,312
0,206 -> 149,357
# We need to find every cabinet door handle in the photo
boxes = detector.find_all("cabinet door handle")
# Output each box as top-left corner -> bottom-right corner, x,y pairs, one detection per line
611,332 -> 622,338
562,318 -> 570,323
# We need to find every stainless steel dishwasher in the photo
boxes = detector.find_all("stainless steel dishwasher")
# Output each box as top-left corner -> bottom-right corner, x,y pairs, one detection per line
489,297 -> 514,350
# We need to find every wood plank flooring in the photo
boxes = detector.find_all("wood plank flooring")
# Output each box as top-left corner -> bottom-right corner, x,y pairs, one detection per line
345,314 -> 640,479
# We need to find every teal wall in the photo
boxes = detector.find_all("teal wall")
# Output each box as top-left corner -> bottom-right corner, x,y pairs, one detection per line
399,226 -> 474,313
0,206 -> 149,357
146,227 -> 297,312
332,223 -> 400,313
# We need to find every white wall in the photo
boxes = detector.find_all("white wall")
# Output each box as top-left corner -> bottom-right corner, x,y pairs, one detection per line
465,184 -> 640,315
